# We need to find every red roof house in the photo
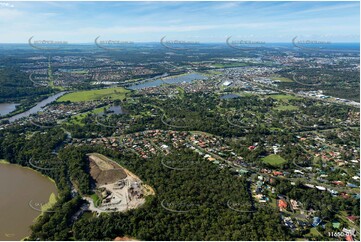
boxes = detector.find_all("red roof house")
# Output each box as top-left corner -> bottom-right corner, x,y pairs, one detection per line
278,199 -> 288,209
346,216 -> 358,223
273,171 -> 283,176
346,235 -> 354,241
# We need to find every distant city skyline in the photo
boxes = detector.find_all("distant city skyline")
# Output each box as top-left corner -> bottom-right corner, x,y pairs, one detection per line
0,1 -> 360,43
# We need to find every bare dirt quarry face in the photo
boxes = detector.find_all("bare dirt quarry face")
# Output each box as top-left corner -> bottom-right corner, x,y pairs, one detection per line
85,153 -> 155,214
88,153 -> 127,186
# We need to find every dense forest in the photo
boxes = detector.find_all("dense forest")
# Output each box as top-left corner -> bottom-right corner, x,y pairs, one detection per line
0,125 -> 290,240
0,68 -> 54,103
276,68 -> 360,102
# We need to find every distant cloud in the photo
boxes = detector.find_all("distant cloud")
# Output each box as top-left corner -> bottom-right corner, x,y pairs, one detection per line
40,12 -> 60,17
0,1 -> 359,43
293,2 -> 360,15
78,24 -> 220,35
0,2 -> 14,8
211,2 -> 244,10
0,7 -> 22,21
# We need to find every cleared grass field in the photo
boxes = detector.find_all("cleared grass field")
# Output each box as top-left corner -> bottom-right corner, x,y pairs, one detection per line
271,76 -> 294,83
0,159 -> 9,164
306,228 -> 322,237
213,63 -> 248,68
262,154 -> 287,166
57,87 -> 130,102
41,193 -> 57,212
66,106 -> 106,126
269,94 -> 300,101
91,193 -> 101,207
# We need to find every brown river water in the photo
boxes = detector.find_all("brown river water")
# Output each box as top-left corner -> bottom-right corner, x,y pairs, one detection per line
0,163 -> 58,240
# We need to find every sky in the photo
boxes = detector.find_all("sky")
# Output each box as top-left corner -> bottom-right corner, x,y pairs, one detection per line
0,1 -> 359,43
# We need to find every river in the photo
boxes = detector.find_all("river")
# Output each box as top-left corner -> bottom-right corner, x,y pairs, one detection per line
8,92 -> 66,123
0,163 -> 58,240
0,103 -> 18,117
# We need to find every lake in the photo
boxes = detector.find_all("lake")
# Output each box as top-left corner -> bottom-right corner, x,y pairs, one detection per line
0,103 -> 18,117
98,105 -> 125,116
108,105 -> 124,114
8,92 -> 66,123
128,73 -> 207,90
0,163 -> 58,240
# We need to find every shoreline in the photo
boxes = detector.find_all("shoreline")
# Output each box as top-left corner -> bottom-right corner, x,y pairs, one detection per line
0,92 -> 57,119
0,161 -> 59,240
0,159 -> 10,164
0,161 -> 58,189
0,159 -> 59,238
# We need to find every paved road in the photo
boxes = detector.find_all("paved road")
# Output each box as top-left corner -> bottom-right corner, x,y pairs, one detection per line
187,136 -> 358,194
245,77 -> 359,108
